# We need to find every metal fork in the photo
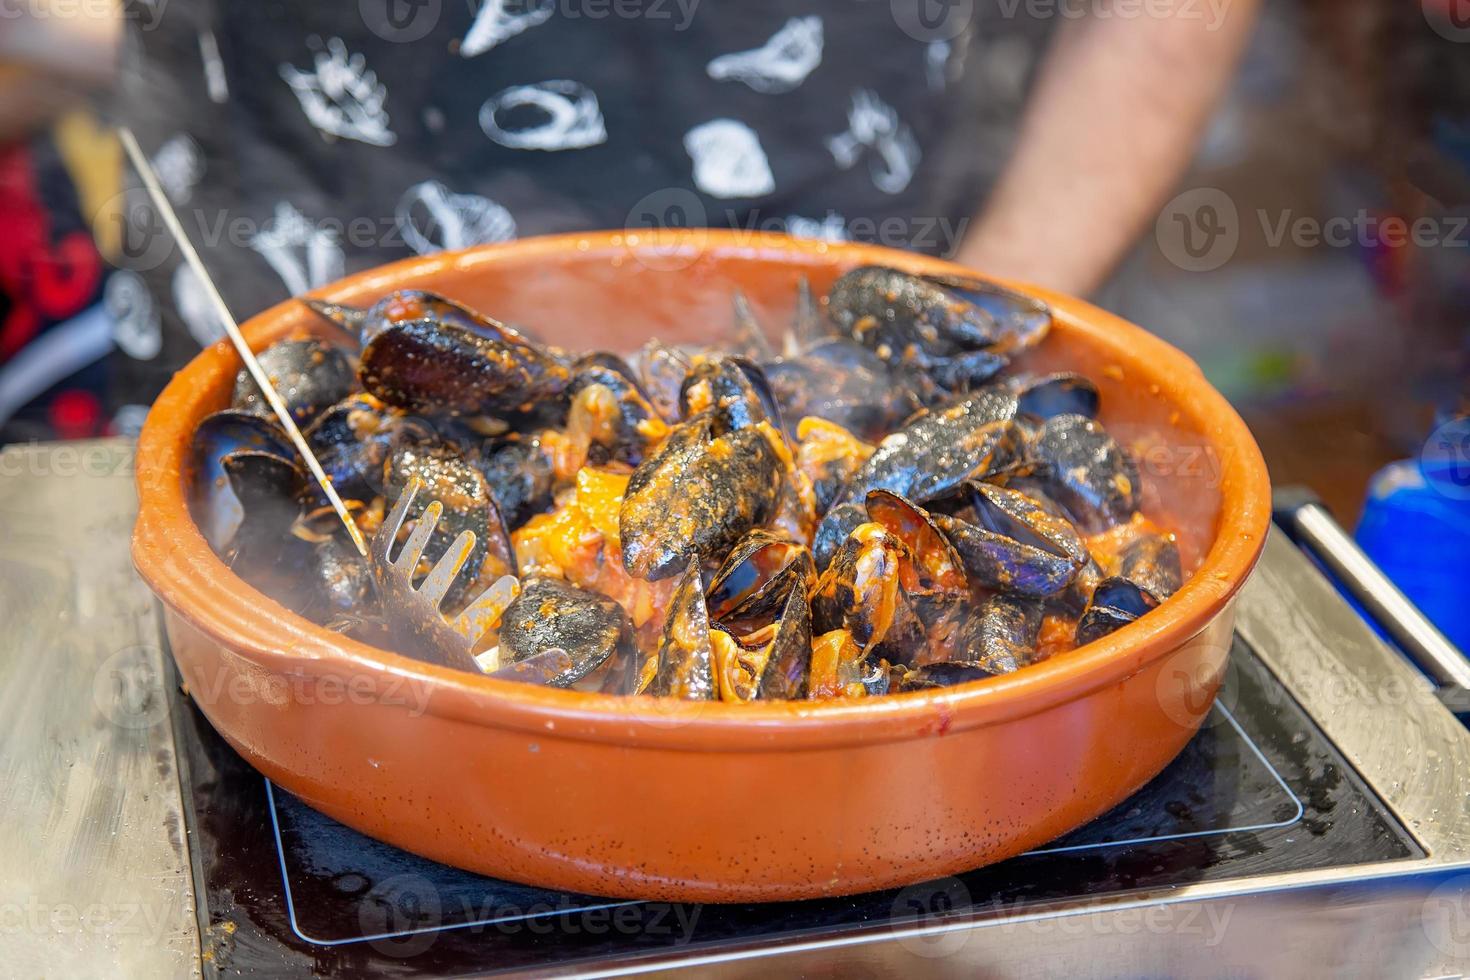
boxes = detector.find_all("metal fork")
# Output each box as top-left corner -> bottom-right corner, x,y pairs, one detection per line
370,478 -> 519,672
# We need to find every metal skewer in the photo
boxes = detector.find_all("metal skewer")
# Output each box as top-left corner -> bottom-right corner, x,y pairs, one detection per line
119,127 -> 368,557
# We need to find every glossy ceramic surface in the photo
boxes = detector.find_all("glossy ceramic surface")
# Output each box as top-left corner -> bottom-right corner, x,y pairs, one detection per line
133,232 -> 1271,901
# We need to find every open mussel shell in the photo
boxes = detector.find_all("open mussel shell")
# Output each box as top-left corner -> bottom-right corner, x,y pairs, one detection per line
966,482 -> 1090,568
812,500 -> 867,572
763,339 -> 914,443
934,484 -> 1087,593
648,559 -> 717,699
678,354 -> 782,433
1029,413 -> 1141,533
218,448 -> 313,602
1075,576 -> 1162,646
359,316 -> 571,417
633,339 -> 690,423
1013,373 -> 1100,421
705,529 -> 815,628
191,409 -> 296,551
222,449 -> 305,526
301,393 -> 403,504
385,441 -> 516,600
864,490 -> 967,596
812,523 -> 903,654
835,398 -> 1025,512
231,337 -> 356,427
567,353 -> 667,467
711,574 -> 814,703
754,584 -> 813,700
497,578 -> 631,687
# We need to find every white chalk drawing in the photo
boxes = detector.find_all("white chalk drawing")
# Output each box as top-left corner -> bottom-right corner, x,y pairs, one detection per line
784,212 -> 849,242
152,134 -> 204,205
198,29 -> 229,103
479,80 -> 607,151
172,265 -> 226,347
248,201 -> 344,296
106,270 -> 161,361
706,17 -> 823,94
825,89 -> 920,195
280,37 -> 397,147
684,119 -> 775,199
926,40 -> 950,93
460,0 -> 555,57
396,180 -> 517,255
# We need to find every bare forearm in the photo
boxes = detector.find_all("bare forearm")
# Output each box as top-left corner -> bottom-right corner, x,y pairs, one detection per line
955,0 -> 1261,295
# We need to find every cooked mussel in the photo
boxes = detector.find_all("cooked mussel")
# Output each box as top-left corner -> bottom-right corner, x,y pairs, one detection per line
929,482 -> 1089,597
619,409 -> 784,580
496,577 -> 631,687
232,337 -> 356,427
360,316 -> 571,417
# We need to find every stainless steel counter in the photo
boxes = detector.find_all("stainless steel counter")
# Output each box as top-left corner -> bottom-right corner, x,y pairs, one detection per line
4,437 -> 1470,977
0,439 -> 198,977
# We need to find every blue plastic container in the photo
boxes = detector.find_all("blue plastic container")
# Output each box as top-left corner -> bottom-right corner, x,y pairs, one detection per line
1356,423 -> 1470,654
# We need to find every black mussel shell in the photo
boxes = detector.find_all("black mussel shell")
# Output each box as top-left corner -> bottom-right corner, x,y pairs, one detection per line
498,577 -> 631,687
232,338 -> 356,427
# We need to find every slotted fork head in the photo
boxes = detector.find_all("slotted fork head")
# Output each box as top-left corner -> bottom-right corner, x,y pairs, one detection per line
370,478 -> 519,673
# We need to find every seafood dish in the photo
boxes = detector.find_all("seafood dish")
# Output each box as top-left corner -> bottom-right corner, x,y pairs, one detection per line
191,266 -> 1185,701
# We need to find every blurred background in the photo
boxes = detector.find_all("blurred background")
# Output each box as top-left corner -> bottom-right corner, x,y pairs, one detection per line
0,0 -> 1466,529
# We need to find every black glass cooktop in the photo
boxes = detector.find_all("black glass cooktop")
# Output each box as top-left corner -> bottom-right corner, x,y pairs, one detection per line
168,637 -> 1420,977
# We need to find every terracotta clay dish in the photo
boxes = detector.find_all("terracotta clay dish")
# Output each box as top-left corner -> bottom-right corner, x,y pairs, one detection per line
133,231 -> 1270,902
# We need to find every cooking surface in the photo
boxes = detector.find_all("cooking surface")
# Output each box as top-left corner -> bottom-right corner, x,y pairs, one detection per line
173,636 -> 1419,976
8,441 -> 1469,977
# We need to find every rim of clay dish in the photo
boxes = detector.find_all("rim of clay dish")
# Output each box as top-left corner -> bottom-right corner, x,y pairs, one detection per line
132,231 -> 1271,751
